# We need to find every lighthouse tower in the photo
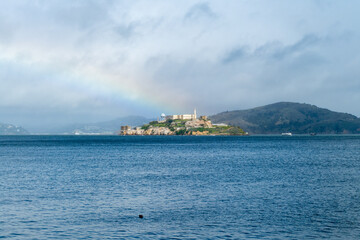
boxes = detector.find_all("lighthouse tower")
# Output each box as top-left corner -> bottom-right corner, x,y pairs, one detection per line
193,108 -> 197,120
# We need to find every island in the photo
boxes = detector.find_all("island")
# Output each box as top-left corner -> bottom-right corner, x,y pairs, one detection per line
120,109 -> 247,136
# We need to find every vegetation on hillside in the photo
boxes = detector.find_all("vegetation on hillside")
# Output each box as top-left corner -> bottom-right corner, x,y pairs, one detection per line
141,119 -> 247,135
210,102 -> 360,134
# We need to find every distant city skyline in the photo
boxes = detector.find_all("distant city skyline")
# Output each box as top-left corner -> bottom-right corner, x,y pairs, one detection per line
1,1 -> 360,131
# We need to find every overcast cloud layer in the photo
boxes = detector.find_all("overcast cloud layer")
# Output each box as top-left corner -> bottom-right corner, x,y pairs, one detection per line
1,0 -> 360,131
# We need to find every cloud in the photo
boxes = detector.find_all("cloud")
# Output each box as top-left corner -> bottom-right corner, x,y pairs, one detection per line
43,0 -> 114,29
1,0 -> 360,130
184,2 -> 216,21
115,22 -> 137,39
222,47 -> 248,64
271,34 -> 320,60
146,31 -> 360,116
223,34 -> 321,64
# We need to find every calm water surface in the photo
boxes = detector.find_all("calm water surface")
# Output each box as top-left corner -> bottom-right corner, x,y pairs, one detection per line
1,135 -> 360,239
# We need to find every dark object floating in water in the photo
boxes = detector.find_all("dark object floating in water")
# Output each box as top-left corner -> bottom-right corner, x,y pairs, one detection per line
139,214 -> 143,218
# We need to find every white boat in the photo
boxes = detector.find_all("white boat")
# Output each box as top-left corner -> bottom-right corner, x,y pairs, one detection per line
281,132 -> 292,136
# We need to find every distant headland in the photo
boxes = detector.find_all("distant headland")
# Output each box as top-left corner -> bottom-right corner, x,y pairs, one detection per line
0,123 -> 29,135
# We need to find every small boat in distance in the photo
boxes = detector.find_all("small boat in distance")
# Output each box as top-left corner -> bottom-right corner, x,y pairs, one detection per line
281,132 -> 292,136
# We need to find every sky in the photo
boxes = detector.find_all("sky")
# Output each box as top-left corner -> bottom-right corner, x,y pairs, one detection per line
1,0 -> 360,131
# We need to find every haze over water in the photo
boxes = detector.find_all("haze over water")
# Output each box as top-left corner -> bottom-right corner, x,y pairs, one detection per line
1,135 -> 359,239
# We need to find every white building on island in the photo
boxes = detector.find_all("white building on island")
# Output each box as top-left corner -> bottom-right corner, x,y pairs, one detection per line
165,109 -> 197,120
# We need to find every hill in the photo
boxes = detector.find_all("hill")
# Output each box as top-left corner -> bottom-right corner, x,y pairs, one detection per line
0,123 -> 29,135
210,102 -> 360,134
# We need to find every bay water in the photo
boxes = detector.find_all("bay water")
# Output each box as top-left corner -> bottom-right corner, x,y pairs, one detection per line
1,135 -> 360,239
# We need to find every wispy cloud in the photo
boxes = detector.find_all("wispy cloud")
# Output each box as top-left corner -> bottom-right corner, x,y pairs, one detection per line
184,2 -> 216,21
222,47 -> 248,64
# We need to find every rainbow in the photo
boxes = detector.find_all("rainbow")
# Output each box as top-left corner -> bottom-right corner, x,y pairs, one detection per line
4,55 -> 185,116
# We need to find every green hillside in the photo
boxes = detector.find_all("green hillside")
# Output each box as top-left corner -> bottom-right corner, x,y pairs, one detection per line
210,102 -> 360,134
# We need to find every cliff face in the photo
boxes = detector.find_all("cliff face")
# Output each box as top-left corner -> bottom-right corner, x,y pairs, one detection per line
210,102 -> 360,134
121,126 -> 173,135
0,123 -> 29,135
